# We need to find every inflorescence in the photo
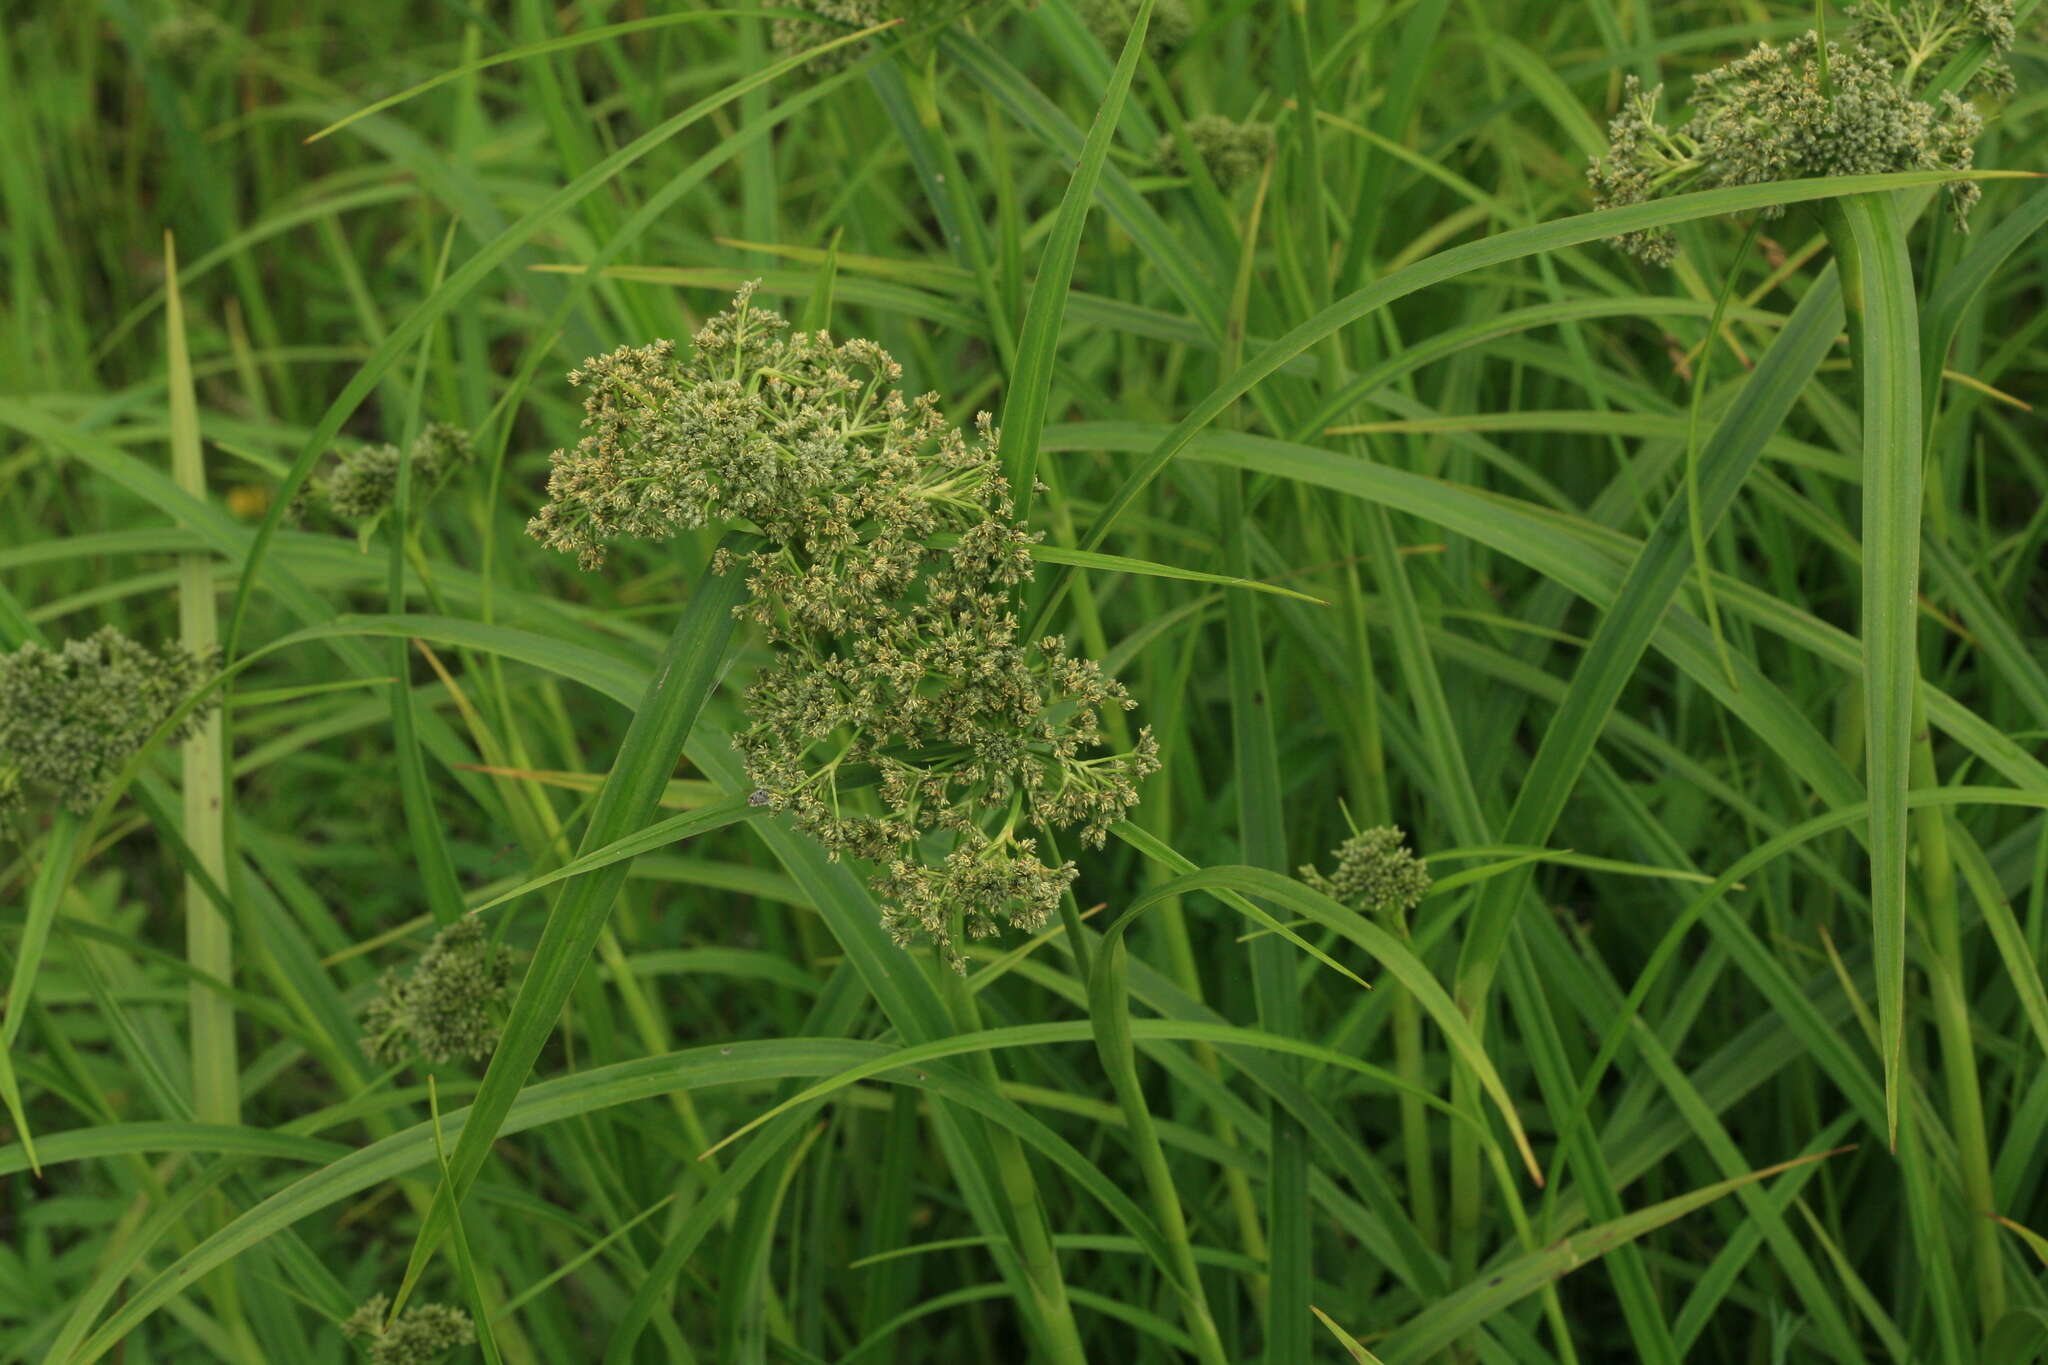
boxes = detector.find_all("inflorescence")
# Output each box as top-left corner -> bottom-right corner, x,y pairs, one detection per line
362,918 -> 512,1065
1079,0 -> 1194,58
342,1296 -> 475,1365
531,286 -> 1159,966
1299,826 -> 1433,919
1587,0 -> 2013,263
291,422 -> 473,537
0,627 -> 218,836
1154,114 -> 1276,193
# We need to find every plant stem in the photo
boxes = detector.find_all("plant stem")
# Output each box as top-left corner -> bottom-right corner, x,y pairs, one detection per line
936,930 -> 1091,1365
165,234 -> 236,1128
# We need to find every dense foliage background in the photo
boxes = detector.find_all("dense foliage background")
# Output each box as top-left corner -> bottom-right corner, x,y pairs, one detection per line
4,1 -> 2047,1361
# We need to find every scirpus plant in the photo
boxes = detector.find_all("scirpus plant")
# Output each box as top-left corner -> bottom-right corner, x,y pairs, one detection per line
1586,0 -> 2013,262
362,918 -> 513,1065
532,286 -> 1158,966
341,1296 -> 474,1365
0,627 -> 218,837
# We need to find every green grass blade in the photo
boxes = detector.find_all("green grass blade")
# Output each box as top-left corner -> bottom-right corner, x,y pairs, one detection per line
996,0 -> 1152,518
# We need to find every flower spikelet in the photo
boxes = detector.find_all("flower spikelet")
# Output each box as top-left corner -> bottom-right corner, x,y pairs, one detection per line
1588,16 -> 1999,264
1155,114 -> 1275,192
1078,0 -> 1195,58
0,627 -> 218,832
363,918 -> 512,1065
1847,0 -> 2016,97
530,287 -> 1163,966
771,0 -> 889,69
342,1295 -> 475,1365
309,423 -> 475,529
1300,826 -> 1432,918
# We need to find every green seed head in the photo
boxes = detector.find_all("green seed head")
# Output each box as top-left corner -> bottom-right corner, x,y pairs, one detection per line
342,1295 -> 475,1365
1588,16 -> 1999,264
1155,114 -> 1276,193
1300,826 -> 1432,918
363,918 -> 513,1065
532,287 -> 1161,964
0,627 -> 218,834
1078,0 -> 1195,58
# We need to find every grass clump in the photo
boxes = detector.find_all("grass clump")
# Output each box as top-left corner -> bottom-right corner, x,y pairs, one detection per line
6,1 -> 2047,1362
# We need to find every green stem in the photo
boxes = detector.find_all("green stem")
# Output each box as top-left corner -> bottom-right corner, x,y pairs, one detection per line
1087,933 -> 1232,1365
1910,700 -> 2003,1327
936,929 -> 1091,1365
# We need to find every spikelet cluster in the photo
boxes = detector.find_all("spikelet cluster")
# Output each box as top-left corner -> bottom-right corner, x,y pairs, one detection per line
362,919 -> 512,1065
1155,115 -> 1275,193
342,1296 -> 475,1365
0,628 -> 217,834
530,286 -> 1160,966
1847,0 -> 2016,94
1299,826 -> 1432,919
292,423 -> 473,533
1588,1 -> 2012,264
771,0 -> 891,69
1078,0 -> 1194,58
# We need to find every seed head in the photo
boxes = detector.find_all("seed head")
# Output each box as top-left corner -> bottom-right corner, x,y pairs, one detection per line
1588,17 -> 1999,264
1155,114 -> 1276,192
1300,826 -> 1432,918
1847,0 -> 2016,97
531,287 -> 1161,964
1078,0 -> 1194,58
342,1295 -> 475,1365
307,423 -> 475,530
363,918 -> 512,1065
0,627 -> 218,834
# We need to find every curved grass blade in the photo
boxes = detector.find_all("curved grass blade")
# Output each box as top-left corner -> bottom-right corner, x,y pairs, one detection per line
1821,192 -> 1923,1149
390,547 -> 748,1301
1053,168 -> 2019,624
996,0 -> 1153,517
1375,1150 -> 1849,1362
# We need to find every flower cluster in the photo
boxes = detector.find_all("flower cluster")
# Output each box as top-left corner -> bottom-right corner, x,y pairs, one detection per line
1299,826 -> 1432,919
1155,115 -> 1276,193
771,0 -> 889,69
1847,0 -> 2016,95
531,286 -> 1159,966
0,627 -> 217,835
342,1296 -> 475,1365
291,423 -> 473,534
1587,1 -> 2011,264
1079,0 -> 1194,58
362,918 -> 513,1065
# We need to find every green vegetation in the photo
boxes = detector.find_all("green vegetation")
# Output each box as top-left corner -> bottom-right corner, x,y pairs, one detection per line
2,2 -> 2045,1361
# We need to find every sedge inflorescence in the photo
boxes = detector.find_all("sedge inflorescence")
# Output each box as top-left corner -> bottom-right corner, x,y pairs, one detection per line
1154,114 -> 1276,193
530,286 -> 1159,966
1079,0 -> 1195,58
1299,825 -> 1432,918
1587,0 -> 2014,264
342,1296 -> 475,1365
362,918 -> 512,1065
291,422 -> 473,535
0,627 -> 218,835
